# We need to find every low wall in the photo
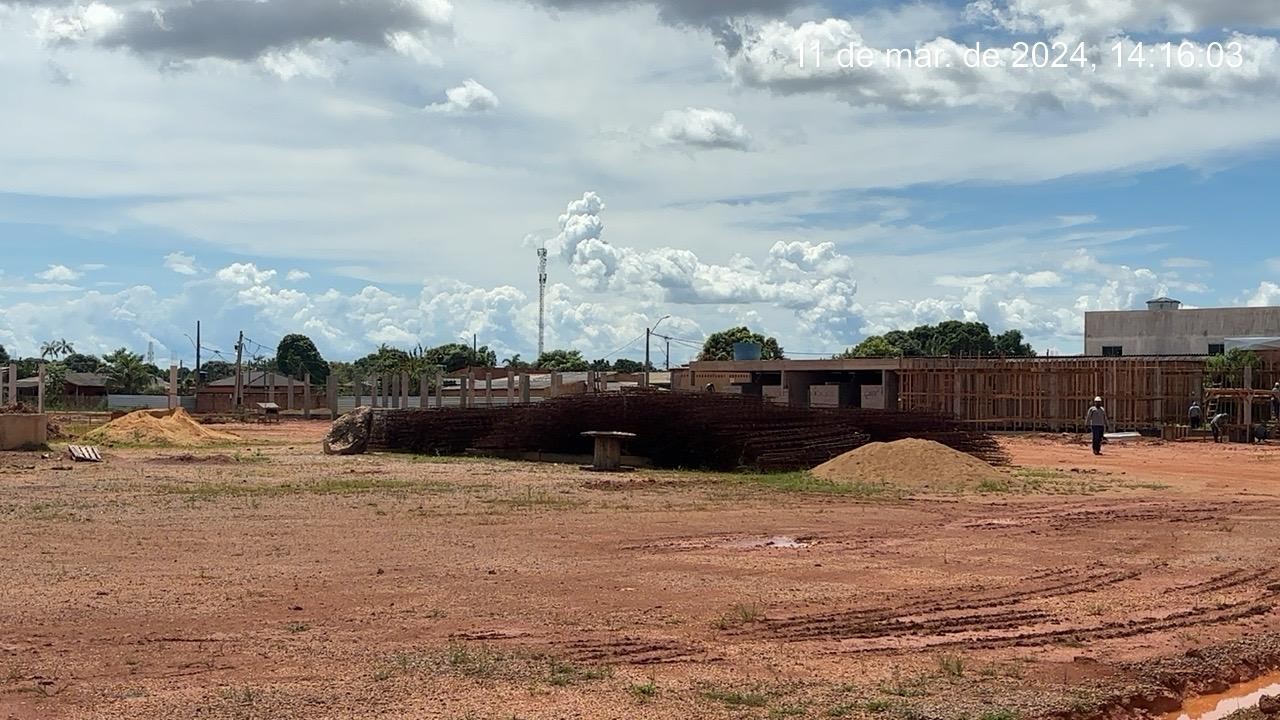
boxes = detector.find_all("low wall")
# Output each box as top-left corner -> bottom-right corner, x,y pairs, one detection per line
0,414 -> 48,450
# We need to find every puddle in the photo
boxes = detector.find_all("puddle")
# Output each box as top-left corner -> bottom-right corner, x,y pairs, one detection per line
727,536 -> 812,550
1164,671 -> 1280,720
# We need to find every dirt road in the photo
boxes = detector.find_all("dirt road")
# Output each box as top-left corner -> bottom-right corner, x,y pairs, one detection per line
3,426 -> 1279,719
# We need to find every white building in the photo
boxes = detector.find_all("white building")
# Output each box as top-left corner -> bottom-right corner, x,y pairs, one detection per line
1084,298 -> 1280,356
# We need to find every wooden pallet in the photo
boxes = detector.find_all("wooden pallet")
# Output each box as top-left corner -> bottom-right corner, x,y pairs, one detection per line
67,445 -> 102,463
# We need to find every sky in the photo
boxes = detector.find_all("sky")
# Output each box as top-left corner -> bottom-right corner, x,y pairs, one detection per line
1,0 -> 1279,367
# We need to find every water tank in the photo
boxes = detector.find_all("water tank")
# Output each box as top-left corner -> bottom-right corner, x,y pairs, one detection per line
732,342 -> 762,361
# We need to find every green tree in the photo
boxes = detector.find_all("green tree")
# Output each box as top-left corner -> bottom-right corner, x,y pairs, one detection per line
353,345 -> 412,377
0,345 -> 8,366
104,348 -> 153,394
63,353 -> 102,373
698,327 -> 784,362
201,360 -> 235,383
589,358 -> 613,371
40,339 -> 74,360
276,334 -> 328,385
994,329 -> 1036,357
423,343 -> 497,372
838,336 -> 903,358
612,358 -> 645,373
503,354 -> 531,369
1206,348 -> 1263,388
536,349 -> 590,371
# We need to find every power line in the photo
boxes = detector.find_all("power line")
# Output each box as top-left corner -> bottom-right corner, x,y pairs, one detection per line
600,333 -> 646,360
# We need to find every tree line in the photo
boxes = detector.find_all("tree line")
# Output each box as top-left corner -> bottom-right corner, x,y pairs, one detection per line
0,320 -> 1037,399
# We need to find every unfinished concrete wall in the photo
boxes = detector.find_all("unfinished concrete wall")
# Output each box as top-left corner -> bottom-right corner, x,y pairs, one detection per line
0,414 -> 47,450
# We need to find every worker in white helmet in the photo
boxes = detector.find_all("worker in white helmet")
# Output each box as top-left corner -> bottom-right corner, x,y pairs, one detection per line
1085,396 -> 1108,455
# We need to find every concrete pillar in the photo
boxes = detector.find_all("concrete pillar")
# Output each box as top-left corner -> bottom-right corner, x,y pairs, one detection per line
287,376 -> 295,411
369,376 -> 378,408
355,378 -> 362,408
467,370 -> 476,408
419,374 -> 428,410
303,373 -> 313,419
37,364 -> 46,414
485,371 -> 494,407
268,374 -> 275,405
587,371 -> 595,393
7,363 -> 14,408
169,364 -> 178,410
401,372 -> 410,409
507,370 -> 515,405
551,372 -> 561,397
386,373 -> 395,409
1244,364 -> 1254,432
519,373 -> 531,404
327,374 -> 338,418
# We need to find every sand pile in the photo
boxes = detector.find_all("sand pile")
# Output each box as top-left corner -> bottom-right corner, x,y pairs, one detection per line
812,438 -> 1003,492
83,408 -> 240,447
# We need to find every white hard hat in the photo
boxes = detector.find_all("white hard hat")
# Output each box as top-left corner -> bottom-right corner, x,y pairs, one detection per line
1094,396 -> 1103,402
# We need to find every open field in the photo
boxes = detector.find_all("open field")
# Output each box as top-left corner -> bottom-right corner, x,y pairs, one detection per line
4,423 -> 1280,719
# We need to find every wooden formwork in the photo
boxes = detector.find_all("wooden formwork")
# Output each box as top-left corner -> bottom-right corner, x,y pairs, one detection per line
897,357 -> 1206,431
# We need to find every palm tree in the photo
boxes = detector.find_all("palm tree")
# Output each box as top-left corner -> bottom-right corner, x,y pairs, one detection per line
104,348 -> 152,394
40,339 -> 74,360
503,354 -> 527,369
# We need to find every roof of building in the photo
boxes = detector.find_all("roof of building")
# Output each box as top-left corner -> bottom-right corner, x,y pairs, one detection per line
205,371 -> 304,389
16,372 -> 109,389
1148,296 -> 1181,304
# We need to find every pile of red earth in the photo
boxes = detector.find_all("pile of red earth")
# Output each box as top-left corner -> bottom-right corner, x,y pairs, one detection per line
369,390 -> 1006,472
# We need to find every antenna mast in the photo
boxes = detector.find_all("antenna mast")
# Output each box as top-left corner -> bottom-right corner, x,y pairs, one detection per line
537,245 -> 548,360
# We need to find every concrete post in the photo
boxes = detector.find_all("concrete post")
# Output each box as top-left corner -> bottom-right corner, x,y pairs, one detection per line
519,373 -> 531,404
355,378 -> 362,409
169,364 -> 178,410
327,374 -> 338,418
551,372 -> 561,397
507,369 -> 515,405
37,364 -> 46,414
485,371 -> 493,407
287,375 -> 295,412
304,373 -> 312,420
401,372 -> 410,409
386,373 -> 395,409
1244,364 -> 1254,433
370,376 -> 378,408
7,363 -> 14,408
268,374 -> 275,406
434,376 -> 442,408
419,374 -> 428,410
467,370 -> 476,408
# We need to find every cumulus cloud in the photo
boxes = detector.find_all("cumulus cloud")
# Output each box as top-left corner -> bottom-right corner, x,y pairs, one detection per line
163,252 -> 199,275
286,269 -> 311,281
652,107 -> 750,150
20,0 -> 452,66
427,79 -> 500,113
518,0 -> 805,26
36,264 -> 82,282
215,262 -> 276,286
542,192 -> 861,342
724,20 -> 1280,111
966,0 -> 1280,38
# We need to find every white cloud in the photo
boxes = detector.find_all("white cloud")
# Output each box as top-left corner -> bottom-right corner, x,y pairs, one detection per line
215,262 -> 277,286
286,269 -> 311,281
163,252 -> 199,276
652,108 -> 751,150
36,264 -> 82,282
966,0 -> 1280,38
427,79 -> 499,113
725,20 -> 1280,111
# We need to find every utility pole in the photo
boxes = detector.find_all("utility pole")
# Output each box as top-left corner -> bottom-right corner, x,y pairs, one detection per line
195,321 -> 201,390
234,330 -> 244,410
644,329 -> 650,388
665,337 -> 670,371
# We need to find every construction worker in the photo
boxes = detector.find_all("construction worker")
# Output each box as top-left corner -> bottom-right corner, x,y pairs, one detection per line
1209,411 -> 1230,443
1272,383 -> 1280,420
1189,400 -> 1202,429
1086,396 -> 1108,455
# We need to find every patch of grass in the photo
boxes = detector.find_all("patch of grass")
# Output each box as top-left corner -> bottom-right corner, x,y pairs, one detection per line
880,672 -> 929,698
445,643 -> 503,678
979,710 -> 1019,720
629,677 -> 659,703
975,478 -> 1011,493
770,704 -> 807,719
483,487 -> 586,511
728,471 -> 897,498
703,688 -> 768,708
159,477 -> 435,501
1,501 -> 87,522
862,699 -> 894,713
546,660 -> 611,687
936,654 -> 965,678
714,602 -> 765,629
284,622 -> 310,634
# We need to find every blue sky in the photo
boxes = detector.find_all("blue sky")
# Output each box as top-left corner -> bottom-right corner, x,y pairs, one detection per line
1,0 -> 1278,365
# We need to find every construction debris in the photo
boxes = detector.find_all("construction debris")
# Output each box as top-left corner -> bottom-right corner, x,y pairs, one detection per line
367,391 -> 1005,472
67,445 -> 103,463
324,406 -> 373,456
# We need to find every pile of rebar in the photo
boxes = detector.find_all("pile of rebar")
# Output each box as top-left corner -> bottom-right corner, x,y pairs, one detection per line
370,390 -> 1006,472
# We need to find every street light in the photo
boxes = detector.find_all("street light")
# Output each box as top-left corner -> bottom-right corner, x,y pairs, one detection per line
644,315 -> 670,388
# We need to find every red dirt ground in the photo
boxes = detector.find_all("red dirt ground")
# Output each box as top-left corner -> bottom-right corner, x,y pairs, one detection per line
3,424 -> 1280,719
